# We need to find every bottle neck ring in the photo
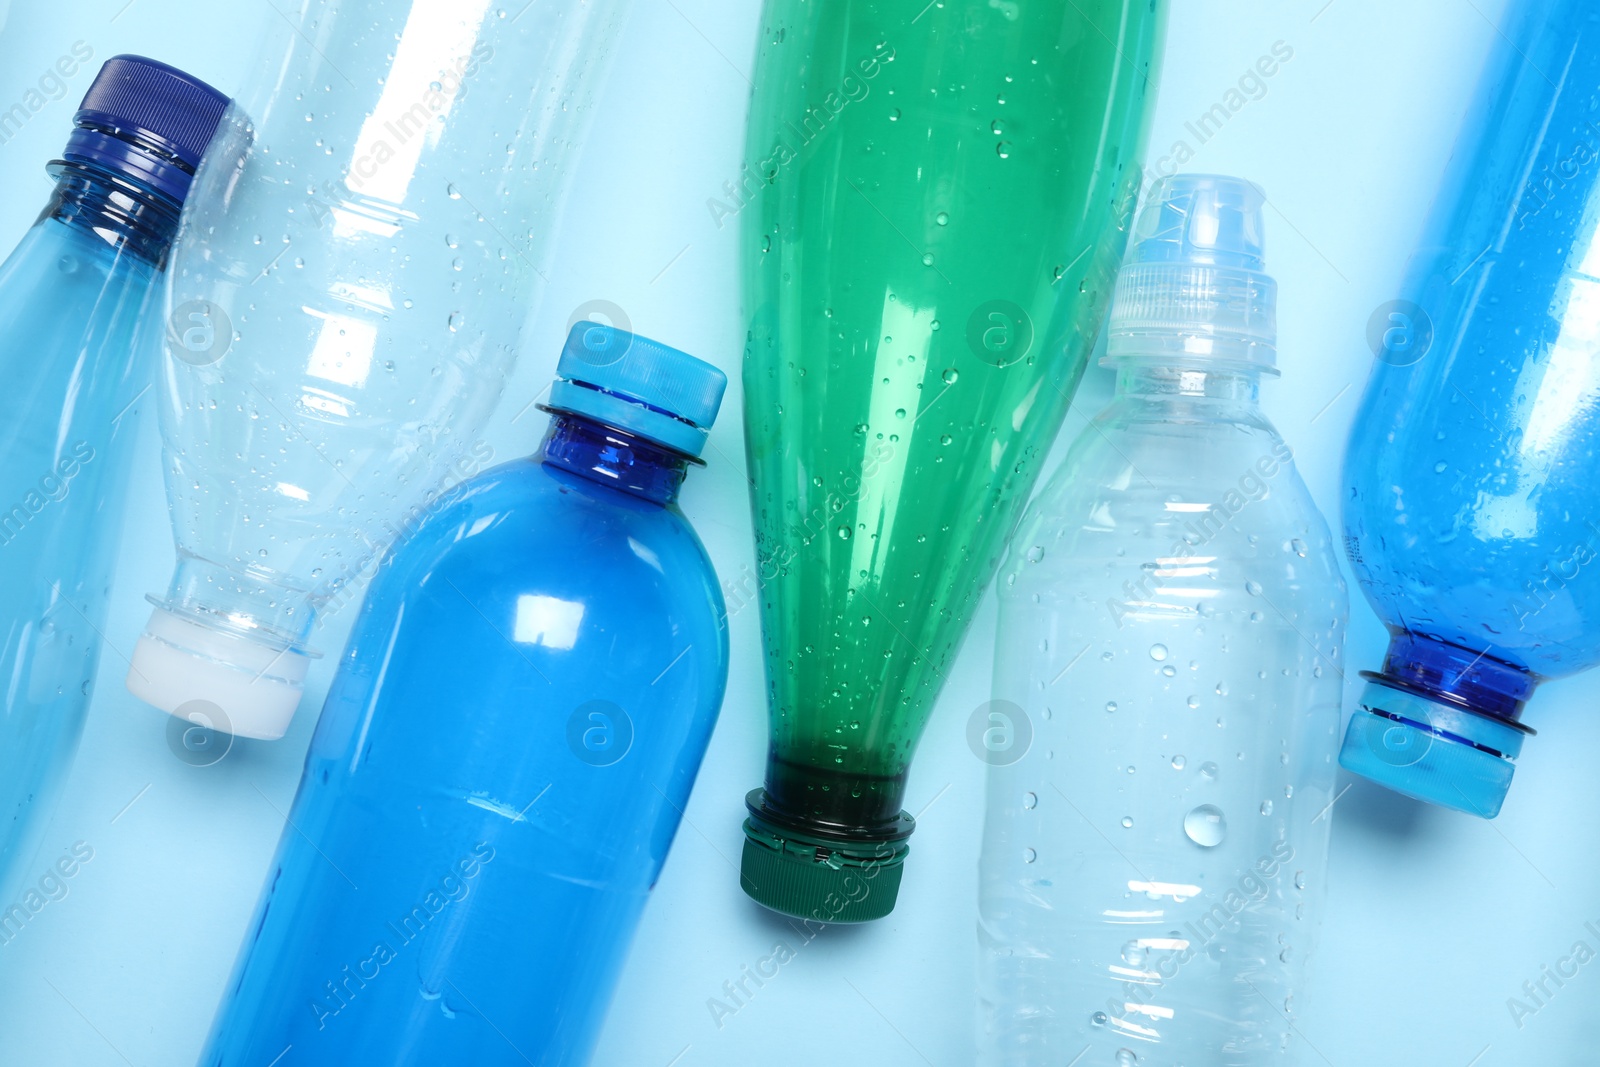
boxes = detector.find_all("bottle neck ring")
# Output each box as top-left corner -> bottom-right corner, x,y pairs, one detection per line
40,159 -> 182,267
538,410 -> 693,505
1111,362 -> 1265,403
1370,630 -> 1540,725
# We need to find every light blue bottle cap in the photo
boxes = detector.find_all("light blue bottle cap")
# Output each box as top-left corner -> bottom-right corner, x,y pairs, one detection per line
1338,680 -> 1526,819
547,324 -> 727,458
1107,173 -> 1278,371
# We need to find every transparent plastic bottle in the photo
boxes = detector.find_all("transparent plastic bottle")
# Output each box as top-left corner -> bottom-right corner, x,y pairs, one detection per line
0,57 -> 226,910
197,325 -> 728,1065
126,0 -> 630,741
1338,0 -> 1600,818
978,176 -> 1347,1066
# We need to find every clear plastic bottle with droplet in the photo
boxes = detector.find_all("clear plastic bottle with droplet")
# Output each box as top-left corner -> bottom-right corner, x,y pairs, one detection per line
977,176 -> 1347,1065
124,0 -> 630,741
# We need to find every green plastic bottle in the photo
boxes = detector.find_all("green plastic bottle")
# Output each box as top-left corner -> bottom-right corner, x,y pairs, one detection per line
739,0 -> 1167,921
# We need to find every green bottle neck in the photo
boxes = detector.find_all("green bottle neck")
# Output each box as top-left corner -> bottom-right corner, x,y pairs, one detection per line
756,756 -> 913,842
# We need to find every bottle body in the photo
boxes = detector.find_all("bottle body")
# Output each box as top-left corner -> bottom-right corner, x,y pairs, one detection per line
198,416 -> 728,1066
1339,0 -> 1600,813
979,368 -> 1346,1065
133,0 -> 630,736
739,0 -> 1166,915
0,169 -> 172,909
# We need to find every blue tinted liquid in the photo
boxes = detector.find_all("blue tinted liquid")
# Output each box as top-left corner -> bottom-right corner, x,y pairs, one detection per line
1345,0 -> 1600,719
0,166 -> 171,912
198,416 -> 728,1066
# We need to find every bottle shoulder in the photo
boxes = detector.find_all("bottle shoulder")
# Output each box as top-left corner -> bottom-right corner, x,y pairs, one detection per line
1028,400 -> 1307,525
0,218 -> 153,313
1001,403 -> 1345,607
368,456 -> 724,622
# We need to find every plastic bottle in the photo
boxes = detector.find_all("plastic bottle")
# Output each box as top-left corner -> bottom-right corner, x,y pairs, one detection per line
739,0 -> 1167,922
1339,0 -> 1600,818
0,57 -> 226,910
977,176 -> 1347,1065
197,324 -> 728,1066
125,0 -> 631,741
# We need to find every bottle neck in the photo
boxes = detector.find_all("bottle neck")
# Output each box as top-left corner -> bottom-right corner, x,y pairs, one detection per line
1374,630 -> 1539,723
539,411 -> 692,505
1112,361 -> 1265,404
39,159 -> 183,268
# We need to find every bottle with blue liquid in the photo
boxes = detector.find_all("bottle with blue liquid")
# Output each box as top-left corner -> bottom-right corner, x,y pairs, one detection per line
1339,0 -> 1600,818
0,57 -> 226,910
978,175 -> 1346,1065
198,324 -> 728,1066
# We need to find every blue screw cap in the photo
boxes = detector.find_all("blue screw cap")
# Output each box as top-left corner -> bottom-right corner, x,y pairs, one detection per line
548,324 -> 727,458
1338,680 -> 1525,819
62,55 -> 229,204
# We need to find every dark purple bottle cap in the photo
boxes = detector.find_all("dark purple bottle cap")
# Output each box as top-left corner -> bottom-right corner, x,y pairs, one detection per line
60,55 -> 229,205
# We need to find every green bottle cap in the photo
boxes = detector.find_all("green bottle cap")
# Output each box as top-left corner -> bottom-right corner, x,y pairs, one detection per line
738,790 -> 913,924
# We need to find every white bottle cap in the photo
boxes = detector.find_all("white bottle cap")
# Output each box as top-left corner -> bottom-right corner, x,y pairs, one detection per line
1106,173 -> 1278,371
126,607 -> 310,741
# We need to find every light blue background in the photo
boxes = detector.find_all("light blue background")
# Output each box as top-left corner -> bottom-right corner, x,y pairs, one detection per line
0,1 -> 1588,1065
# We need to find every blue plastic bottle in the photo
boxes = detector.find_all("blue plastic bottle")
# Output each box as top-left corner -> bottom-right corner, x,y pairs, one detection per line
1339,0 -> 1600,818
198,324 -> 728,1066
0,57 -> 226,910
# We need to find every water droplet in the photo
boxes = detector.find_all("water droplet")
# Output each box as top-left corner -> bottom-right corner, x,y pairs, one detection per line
836,525 -> 852,540
888,107 -> 901,121
894,407 -> 907,418
1025,545 -> 1045,564
1295,870 -> 1307,890
1149,644 -> 1168,661
1161,665 -> 1176,677
1183,804 -> 1227,847
995,141 -> 1012,159
942,367 -> 960,384
1260,800 -> 1274,816
1116,1050 -> 1139,1067
446,182 -> 461,199
1120,816 -> 1134,829
935,211 -> 949,226
939,433 -> 953,446
991,119 -> 1004,135
922,252 -> 935,267
1171,754 -> 1186,770
1290,538 -> 1307,557
1121,941 -> 1146,966
1022,847 -> 1036,863
1434,461 -> 1448,473
1105,701 -> 1118,713
1022,791 -> 1037,810
1091,1011 -> 1108,1027
1245,580 -> 1263,596
447,311 -> 463,332
1186,695 -> 1199,709
1199,761 -> 1218,780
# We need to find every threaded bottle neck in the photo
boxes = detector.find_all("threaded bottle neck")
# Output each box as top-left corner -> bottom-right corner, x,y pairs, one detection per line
1112,362 -> 1264,404
40,159 -> 182,267
539,412 -> 691,505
